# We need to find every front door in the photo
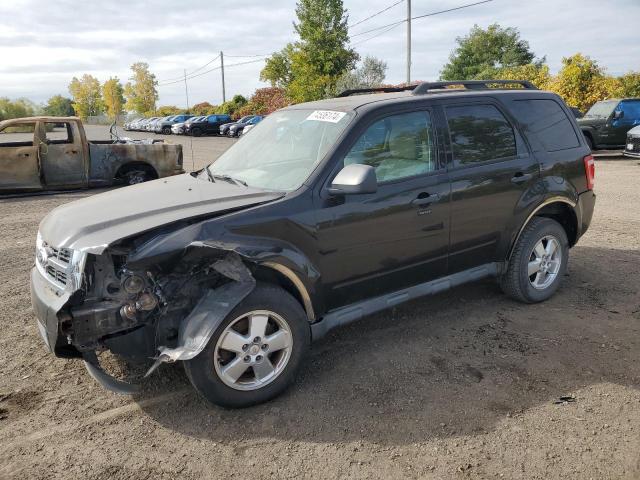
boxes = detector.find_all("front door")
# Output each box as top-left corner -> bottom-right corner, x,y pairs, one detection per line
441,101 -> 539,273
40,121 -> 86,188
610,100 -> 640,146
315,109 -> 451,310
0,121 -> 42,192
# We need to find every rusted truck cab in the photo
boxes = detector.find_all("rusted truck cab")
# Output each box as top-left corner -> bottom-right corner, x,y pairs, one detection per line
0,116 -> 183,193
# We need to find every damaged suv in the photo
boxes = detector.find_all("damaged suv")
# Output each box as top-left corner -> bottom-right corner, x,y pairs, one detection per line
31,80 -> 596,408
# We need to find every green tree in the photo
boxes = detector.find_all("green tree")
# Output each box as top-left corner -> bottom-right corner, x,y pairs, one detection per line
68,74 -> 104,119
43,95 -> 75,117
156,105 -> 183,116
124,62 -> 158,115
261,0 -> 358,102
0,97 -> 36,121
219,94 -> 248,117
334,55 -> 387,95
616,72 -> 640,98
549,53 -> 615,112
191,102 -> 218,115
102,77 -> 125,120
440,24 -> 539,80
493,63 -> 552,90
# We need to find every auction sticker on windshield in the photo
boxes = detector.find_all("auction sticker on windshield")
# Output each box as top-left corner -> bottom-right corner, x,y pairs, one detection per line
306,110 -> 347,123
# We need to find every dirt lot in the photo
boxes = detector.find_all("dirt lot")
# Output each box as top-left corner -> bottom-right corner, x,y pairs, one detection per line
0,128 -> 639,479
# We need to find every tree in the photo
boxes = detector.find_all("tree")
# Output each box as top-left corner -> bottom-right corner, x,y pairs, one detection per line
124,62 -> 158,116
261,0 -> 358,102
191,102 -> 218,115
219,95 -> 248,117
68,74 -> 104,119
550,54 -> 615,112
493,63 -> 552,90
334,55 -> 387,94
440,24 -> 539,80
102,77 -> 125,120
43,95 -> 75,117
156,105 -> 183,116
616,72 -> 640,98
0,97 -> 36,121
235,87 -> 289,117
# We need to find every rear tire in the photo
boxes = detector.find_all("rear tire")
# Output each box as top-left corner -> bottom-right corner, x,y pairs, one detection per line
162,126 -> 171,135
500,217 -> 569,303
184,283 -> 310,408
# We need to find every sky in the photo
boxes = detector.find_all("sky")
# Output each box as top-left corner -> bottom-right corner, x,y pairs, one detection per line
1,0 -> 639,109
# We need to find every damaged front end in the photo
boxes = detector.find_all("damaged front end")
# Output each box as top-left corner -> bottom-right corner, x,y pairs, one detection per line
31,234 -> 257,394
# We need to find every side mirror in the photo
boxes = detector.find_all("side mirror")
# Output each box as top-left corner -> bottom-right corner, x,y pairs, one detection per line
614,110 -> 624,120
328,164 -> 377,195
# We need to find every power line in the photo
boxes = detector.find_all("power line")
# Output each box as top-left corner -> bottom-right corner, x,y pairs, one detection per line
157,58 -> 265,87
157,53 -> 221,83
351,22 -> 403,47
350,0 -> 494,37
224,53 -> 269,58
350,0 -> 404,28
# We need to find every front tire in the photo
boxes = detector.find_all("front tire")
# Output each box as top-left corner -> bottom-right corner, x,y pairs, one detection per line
162,126 -> 172,135
500,217 -> 569,303
184,283 -> 310,408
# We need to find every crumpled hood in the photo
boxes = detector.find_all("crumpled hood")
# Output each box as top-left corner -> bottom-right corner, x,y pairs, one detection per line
39,173 -> 284,254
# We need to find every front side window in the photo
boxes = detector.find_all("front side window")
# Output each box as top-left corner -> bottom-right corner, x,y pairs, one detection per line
618,100 -> 640,121
45,122 -> 72,144
207,109 -> 353,191
343,111 -> 437,183
0,122 -> 36,146
446,104 -> 517,165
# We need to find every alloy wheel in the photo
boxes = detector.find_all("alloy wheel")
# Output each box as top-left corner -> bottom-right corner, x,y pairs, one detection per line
528,235 -> 562,290
214,310 -> 293,391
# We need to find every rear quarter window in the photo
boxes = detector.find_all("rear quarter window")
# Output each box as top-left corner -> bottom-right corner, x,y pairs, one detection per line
510,99 -> 580,152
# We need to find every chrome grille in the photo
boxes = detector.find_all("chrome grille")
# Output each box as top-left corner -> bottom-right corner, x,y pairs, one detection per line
627,136 -> 640,152
38,240 -> 76,288
49,245 -> 72,264
46,265 -> 68,285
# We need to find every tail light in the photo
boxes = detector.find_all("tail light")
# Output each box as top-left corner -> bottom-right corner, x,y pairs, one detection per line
583,154 -> 595,190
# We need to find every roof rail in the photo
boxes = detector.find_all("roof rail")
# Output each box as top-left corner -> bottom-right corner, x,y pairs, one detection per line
412,80 -> 538,95
337,85 -> 418,97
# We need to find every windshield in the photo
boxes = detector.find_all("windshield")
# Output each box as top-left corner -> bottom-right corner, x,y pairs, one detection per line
238,116 -> 253,123
207,109 -> 353,191
584,100 -> 618,119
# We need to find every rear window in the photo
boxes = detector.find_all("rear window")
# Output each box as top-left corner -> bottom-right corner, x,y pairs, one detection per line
446,104 -> 517,165
510,99 -> 580,152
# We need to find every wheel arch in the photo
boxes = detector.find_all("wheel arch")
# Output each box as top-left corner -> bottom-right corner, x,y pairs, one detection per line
508,197 -> 578,260
115,161 -> 159,180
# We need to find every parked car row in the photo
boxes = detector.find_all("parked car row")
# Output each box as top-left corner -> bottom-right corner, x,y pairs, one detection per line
124,114 -> 264,137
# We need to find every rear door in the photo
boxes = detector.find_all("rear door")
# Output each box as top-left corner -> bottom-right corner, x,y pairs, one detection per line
441,99 -> 539,273
40,121 -> 86,188
315,108 -> 451,309
0,121 -> 42,192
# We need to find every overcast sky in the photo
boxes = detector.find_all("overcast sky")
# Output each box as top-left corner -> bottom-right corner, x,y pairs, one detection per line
1,0 -> 638,108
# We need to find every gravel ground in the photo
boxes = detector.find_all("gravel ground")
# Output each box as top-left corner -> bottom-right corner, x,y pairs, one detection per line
0,128 -> 639,479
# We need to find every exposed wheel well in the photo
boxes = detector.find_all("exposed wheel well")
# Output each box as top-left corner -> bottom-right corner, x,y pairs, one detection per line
252,265 -> 314,322
582,130 -> 594,148
115,162 -> 158,180
534,202 -> 578,247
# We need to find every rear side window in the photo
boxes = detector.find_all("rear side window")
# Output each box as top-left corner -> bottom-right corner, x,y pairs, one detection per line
510,99 -> 579,151
0,122 -> 36,146
446,104 -> 517,165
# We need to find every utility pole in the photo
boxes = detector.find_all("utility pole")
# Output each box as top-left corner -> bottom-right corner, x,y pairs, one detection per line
220,51 -> 226,103
406,0 -> 411,84
183,69 -> 190,112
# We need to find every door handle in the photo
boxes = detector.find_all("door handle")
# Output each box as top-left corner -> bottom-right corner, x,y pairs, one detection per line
511,172 -> 532,184
20,153 -> 30,157
412,192 -> 439,206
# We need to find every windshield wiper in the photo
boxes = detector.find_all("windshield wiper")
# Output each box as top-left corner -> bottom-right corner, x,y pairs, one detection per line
212,174 -> 248,187
203,167 -> 216,183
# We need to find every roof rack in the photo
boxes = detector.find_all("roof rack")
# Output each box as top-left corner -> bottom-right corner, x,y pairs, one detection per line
412,80 -> 537,95
337,85 -> 418,97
